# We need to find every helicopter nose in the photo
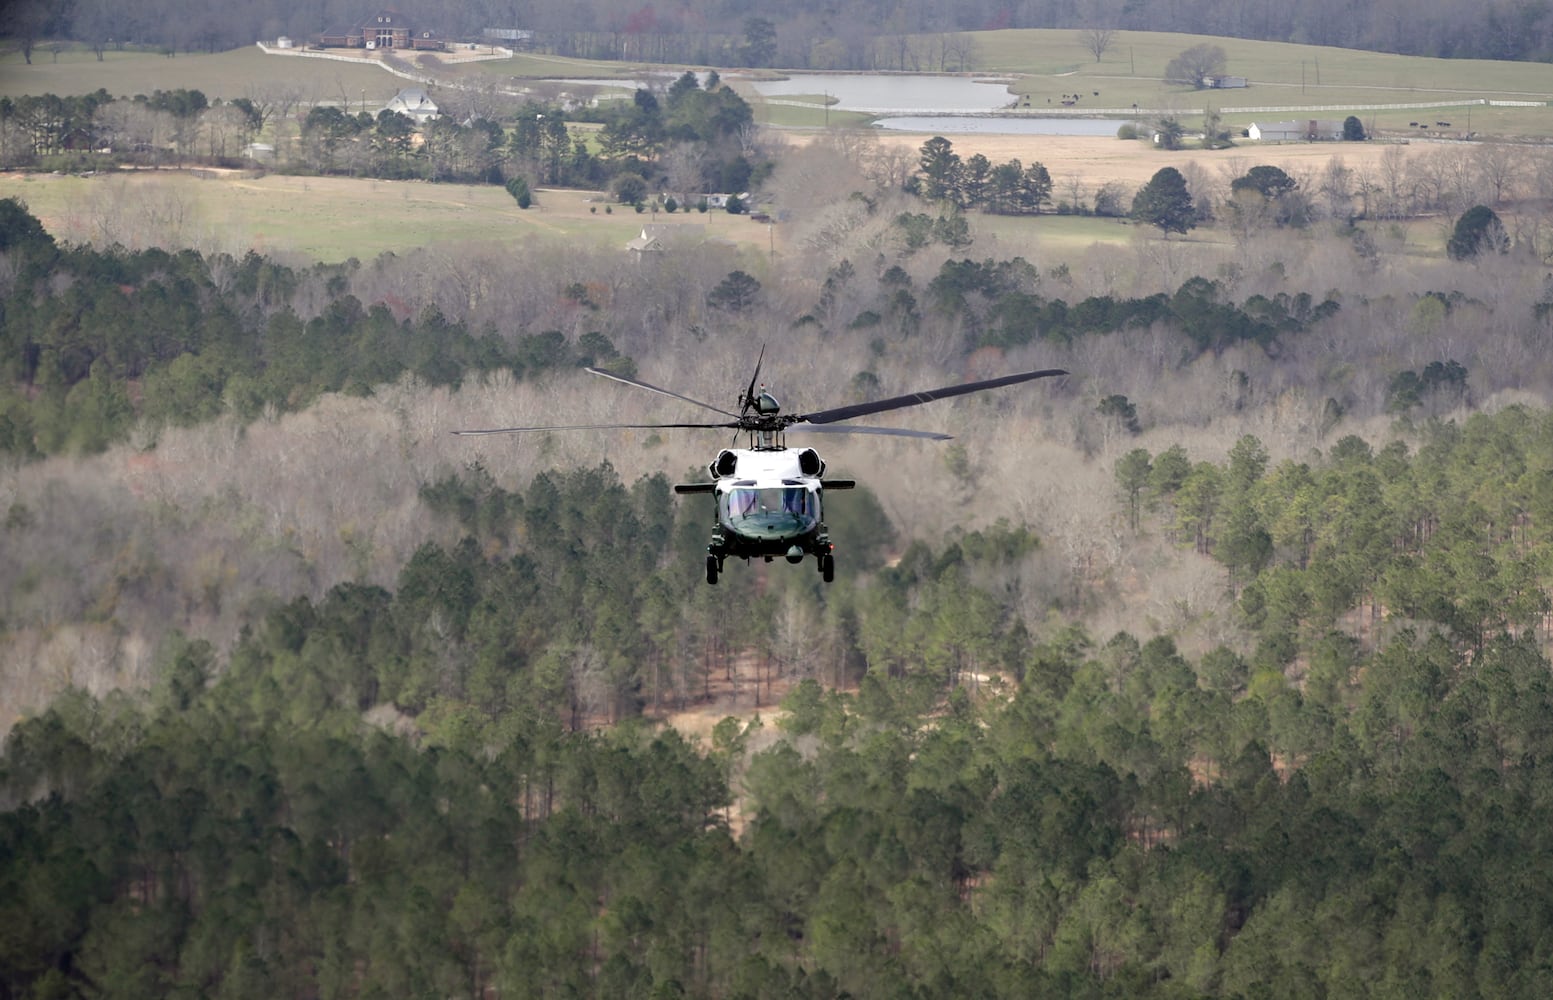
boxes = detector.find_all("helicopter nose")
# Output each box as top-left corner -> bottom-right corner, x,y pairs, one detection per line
785,545 -> 805,564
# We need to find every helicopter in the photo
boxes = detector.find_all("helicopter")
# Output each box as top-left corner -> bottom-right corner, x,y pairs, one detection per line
452,354 -> 1066,584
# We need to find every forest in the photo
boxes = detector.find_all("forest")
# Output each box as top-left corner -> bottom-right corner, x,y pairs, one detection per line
6,0 -> 1553,67
7,121 -> 1553,987
0,74 -> 763,197
6,10 -> 1553,985
11,408 -> 1553,995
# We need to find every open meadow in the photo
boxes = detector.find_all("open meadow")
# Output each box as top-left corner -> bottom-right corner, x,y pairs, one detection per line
0,45 -> 396,104
0,170 -> 782,262
0,127 -> 1455,263
5,28 -> 1553,137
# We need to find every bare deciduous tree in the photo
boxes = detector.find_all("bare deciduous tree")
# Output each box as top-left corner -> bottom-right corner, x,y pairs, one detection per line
660,142 -> 710,199
1472,141 -> 1525,207
1318,156 -> 1354,220
1164,43 -> 1228,88
941,33 -> 979,72
200,104 -> 249,161
1078,27 -> 1116,62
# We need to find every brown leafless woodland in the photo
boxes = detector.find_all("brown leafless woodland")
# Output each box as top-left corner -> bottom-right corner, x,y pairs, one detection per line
9,128 -> 1553,732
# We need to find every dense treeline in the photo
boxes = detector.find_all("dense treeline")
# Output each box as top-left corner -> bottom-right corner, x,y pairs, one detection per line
0,74 -> 761,199
0,198 -> 639,458
14,113 -> 1553,992
5,0 -> 1551,68
12,416 -> 1553,994
0,196 -> 1345,461
1128,410 -> 1553,660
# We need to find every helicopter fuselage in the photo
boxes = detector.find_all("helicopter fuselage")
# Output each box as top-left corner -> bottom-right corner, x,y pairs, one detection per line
675,445 -> 853,582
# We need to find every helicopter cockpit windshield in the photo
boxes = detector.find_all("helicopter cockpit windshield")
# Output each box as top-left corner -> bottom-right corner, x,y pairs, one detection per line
721,486 -> 818,539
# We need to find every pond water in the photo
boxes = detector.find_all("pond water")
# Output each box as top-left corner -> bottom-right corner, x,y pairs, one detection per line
874,116 -> 1134,136
750,74 -> 1017,113
547,72 -> 1133,135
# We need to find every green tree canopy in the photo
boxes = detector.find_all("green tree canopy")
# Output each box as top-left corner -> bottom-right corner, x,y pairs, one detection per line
1131,166 -> 1196,236
1231,165 -> 1298,199
707,270 -> 762,312
1447,205 -> 1508,260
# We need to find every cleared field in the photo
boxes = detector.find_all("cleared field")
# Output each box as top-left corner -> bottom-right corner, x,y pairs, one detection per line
853,129 -> 1437,190
974,30 -> 1553,139
0,31 -> 1538,264
0,46 -> 396,103
4,30 -> 1550,138
0,170 -> 777,262
0,127 -> 1453,264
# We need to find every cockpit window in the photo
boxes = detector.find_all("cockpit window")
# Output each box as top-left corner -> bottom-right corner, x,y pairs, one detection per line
722,487 -> 817,538
730,488 -> 807,516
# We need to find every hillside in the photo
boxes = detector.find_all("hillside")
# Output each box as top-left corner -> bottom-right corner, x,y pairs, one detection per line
7,29 -> 1553,997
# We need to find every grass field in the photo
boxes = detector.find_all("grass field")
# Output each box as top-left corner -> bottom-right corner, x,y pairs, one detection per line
0,30 -> 1545,264
0,170 -> 780,262
0,45 -> 395,103
4,30 -> 1550,138
975,30 -> 1553,139
1,121 -> 1453,264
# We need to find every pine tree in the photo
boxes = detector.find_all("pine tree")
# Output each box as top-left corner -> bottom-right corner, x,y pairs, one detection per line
1131,166 -> 1196,236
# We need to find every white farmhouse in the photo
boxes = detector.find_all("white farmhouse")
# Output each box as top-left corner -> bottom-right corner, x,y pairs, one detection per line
385,88 -> 439,124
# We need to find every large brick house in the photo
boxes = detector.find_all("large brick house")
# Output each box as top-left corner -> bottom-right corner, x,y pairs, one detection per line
315,9 -> 445,51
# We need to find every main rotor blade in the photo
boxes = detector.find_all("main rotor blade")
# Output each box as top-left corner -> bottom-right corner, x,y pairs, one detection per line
740,344 -> 766,416
452,421 -> 737,436
798,368 -> 1068,426
585,367 -> 741,418
788,424 -> 953,441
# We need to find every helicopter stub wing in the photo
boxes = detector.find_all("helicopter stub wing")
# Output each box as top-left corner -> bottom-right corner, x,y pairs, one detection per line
797,368 -> 1068,426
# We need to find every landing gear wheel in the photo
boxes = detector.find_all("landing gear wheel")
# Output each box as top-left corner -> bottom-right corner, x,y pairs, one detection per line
820,552 -> 835,583
706,554 -> 719,585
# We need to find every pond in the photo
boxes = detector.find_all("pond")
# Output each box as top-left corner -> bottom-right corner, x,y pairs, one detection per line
749,74 -> 1018,113
547,72 -> 1133,135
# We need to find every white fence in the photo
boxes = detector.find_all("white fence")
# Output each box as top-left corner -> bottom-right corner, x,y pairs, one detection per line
810,97 -> 1547,117
254,41 -> 513,88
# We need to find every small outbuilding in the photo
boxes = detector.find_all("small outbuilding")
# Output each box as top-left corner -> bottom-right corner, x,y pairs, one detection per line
1248,119 -> 1342,141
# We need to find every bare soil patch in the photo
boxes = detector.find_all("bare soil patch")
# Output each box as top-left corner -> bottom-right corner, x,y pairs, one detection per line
645,652 -> 793,744
855,131 -> 1430,188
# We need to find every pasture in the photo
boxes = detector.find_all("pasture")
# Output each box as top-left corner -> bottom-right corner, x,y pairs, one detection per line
0,46 -> 395,103
2,29 -> 1550,138
0,121 -> 1456,265
0,170 -> 777,262
975,30 -> 1553,139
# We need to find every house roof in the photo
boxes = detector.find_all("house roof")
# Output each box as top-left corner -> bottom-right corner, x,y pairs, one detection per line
391,88 -> 435,108
626,224 -> 709,251
386,88 -> 438,119
319,9 -> 416,39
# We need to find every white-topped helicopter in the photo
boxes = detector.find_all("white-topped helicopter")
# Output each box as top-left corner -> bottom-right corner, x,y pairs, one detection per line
453,353 -> 1065,584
